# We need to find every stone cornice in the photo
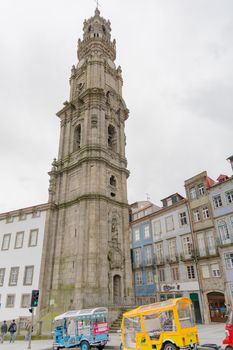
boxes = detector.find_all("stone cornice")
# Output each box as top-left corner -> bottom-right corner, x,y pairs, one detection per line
56,193 -> 129,210
0,202 -> 54,219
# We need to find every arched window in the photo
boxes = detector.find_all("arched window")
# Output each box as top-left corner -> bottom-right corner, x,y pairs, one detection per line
110,175 -> 116,187
73,125 -> 81,151
108,125 -> 117,152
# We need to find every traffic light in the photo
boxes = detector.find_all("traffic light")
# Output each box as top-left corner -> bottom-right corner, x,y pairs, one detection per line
31,290 -> 39,307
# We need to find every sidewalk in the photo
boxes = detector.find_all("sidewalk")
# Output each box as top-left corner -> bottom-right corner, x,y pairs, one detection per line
0,323 -> 226,350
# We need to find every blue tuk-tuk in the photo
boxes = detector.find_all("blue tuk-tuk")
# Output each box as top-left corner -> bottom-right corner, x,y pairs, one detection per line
53,307 -> 109,350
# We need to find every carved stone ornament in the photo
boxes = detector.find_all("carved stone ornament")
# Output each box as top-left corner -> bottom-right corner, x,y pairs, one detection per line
108,246 -> 123,269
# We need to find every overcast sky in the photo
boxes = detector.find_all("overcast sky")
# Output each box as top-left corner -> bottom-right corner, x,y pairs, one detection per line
0,0 -> 232,212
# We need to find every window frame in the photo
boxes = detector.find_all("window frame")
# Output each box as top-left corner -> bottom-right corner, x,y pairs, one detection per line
9,266 -> 19,286
1,233 -> 11,251
23,265 -> 34,286
6,294 -> 15,308
21,294 -> 31,308
14,231 -> 24,249
213,195 -> 223,208
0,268 -> 6,286
187,265 -> 195,279
179,211 -> 187,226
28,229 -> 39,247
226,190 -> 233,204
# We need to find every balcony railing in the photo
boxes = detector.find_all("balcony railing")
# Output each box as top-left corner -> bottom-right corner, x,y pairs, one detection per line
216,236 -> 233,247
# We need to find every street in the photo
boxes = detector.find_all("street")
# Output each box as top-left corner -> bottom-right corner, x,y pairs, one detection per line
0,324 -> 226,350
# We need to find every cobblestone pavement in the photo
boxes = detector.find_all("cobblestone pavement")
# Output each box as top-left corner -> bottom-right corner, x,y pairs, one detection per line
0,323 -> 226,350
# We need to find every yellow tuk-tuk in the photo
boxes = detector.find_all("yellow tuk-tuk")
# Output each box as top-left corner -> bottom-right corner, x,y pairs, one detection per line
121,297 -> 198,350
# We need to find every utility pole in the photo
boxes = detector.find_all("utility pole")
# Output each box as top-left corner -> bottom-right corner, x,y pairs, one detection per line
28,307 -> 34,349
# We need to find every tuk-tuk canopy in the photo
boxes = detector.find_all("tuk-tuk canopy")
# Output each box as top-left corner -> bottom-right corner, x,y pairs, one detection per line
123,297 -> 192,317
54,307 -> 108,321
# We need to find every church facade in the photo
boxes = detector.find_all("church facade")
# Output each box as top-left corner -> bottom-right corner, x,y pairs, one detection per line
39,8 -> 134,314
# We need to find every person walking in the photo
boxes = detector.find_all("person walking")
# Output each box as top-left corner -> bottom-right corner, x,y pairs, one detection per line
1,320 -> 7,343
8,320 -> 17,343
25,319 -> 32,341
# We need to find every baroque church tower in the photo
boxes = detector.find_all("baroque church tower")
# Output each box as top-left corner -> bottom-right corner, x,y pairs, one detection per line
39,8 -> 133,313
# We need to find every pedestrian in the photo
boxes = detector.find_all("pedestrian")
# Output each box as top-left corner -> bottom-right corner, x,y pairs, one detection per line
25,319 -> 32,341
1,320 -> 7,343
8,319 -> 17,343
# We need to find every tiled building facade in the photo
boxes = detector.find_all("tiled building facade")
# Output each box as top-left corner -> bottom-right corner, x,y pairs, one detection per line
130,160 -> 233,324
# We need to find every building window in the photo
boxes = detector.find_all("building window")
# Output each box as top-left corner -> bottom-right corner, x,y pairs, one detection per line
23,266 -> 34,285
110,175 -> 116,187
134,248 -> 141,268
155,243 -> 163,264
193,209 -> 200,222
218,220 -> 230,244
201,265 -> 210,278
29,229 -> 38,247
153,220 -> 161,240
179,212 -> 187,226
21,294 -> 31,308
187,265 -> 195,279
159,268 -> 165,282
1,233 -> 11,251
32,210 -> 41,218
197,233 -> 206,257
168,239 -> 176,261
133,228 -> 140,242
108,124 -> 117,152
144,245 -> 152,265
144,225 -> 150,239
211,263 -> 221,277
171,266 -> 179,281
165,215 -> 174,232
198,184 -> 205,196
14,231 -> 24,249
19,212 -> 26,221
6,215 -> 14,223
202,207 -> 210,220
225,253 -> 233,269
146,271 -> 154,285
6,294 -> 15,308
226,190 -> 233,204
182,235 -> 193,257
189,187 -> 196,200
135,271 -> 142,285
0,268 -> 6,286
73,124 -> 81,151
9,267 -> 19,286
213,195 -> 222,208
206,231 -> 216,255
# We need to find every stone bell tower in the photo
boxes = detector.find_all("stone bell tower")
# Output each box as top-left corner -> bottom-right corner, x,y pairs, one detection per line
39,8 -> 133,313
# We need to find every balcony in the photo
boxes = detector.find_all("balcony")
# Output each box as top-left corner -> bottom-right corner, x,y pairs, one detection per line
216,236 -> 233,248
166,255 -> 180,264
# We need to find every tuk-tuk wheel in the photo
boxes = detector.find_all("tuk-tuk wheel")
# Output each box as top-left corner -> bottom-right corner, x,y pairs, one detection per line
81,340 -> 90,350
120,343 -> 123,350
225,347 -> 233,350
163,342 -> 177,350
97,346 -> 104,350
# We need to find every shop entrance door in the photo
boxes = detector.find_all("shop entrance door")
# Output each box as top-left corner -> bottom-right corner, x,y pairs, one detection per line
207,292 -> 226,322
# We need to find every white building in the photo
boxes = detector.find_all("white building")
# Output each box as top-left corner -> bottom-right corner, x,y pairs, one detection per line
0,203 -> 49,321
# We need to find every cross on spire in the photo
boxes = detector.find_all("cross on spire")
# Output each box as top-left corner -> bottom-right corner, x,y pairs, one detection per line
94,0 -> 100,9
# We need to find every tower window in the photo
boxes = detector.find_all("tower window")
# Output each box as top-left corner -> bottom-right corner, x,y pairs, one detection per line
108,125 -> 117,152
74,125 -> 81,151
102,25 -> 106,34
110,175 -> 116,187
